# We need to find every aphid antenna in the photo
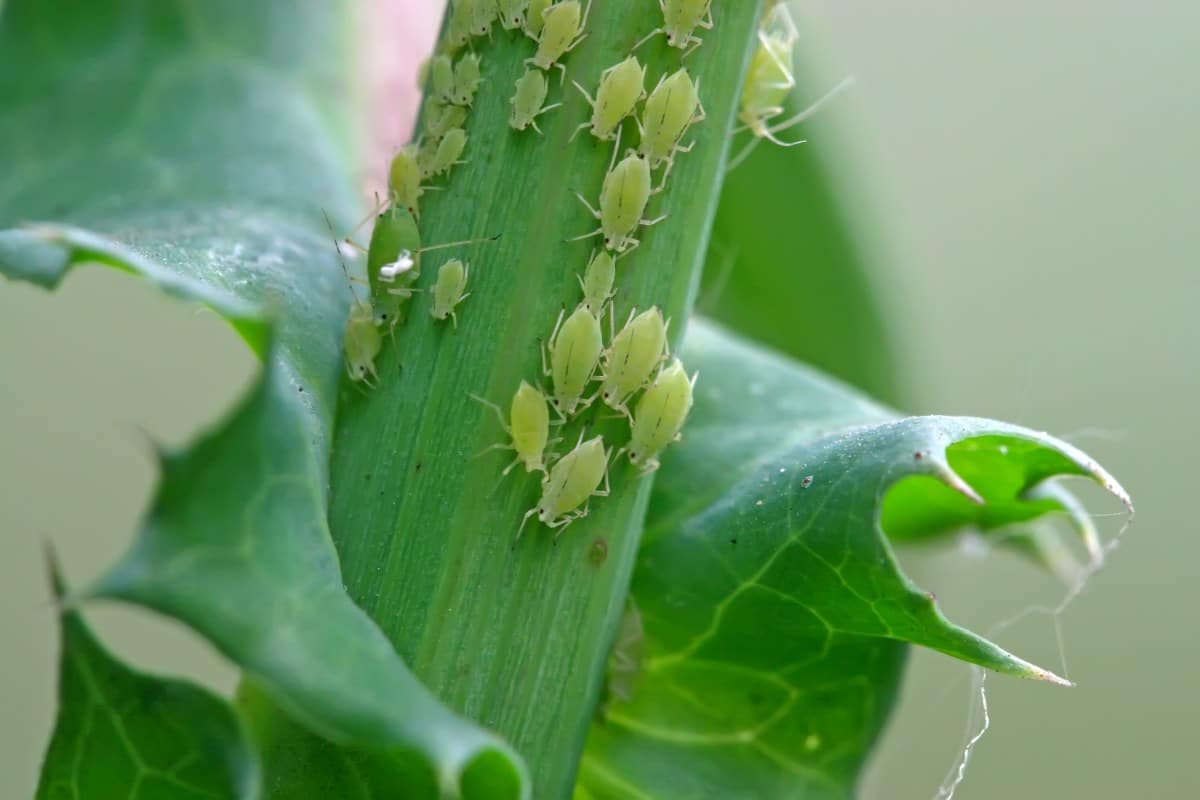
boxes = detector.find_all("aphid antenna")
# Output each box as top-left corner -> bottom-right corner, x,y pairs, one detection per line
418,232 -> 502,254
322,209 -> 372,300
765,74 -> 856,137
345,191 -> 391,242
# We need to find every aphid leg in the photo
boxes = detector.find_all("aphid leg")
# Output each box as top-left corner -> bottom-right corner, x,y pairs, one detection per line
725,135 -> 762,173
572,191 -> 602,222
762,75 -> 857,139
630,27 -> 663,52
641,212 -> 669,229
681,35 -> 704,59
515,507 -> 538,543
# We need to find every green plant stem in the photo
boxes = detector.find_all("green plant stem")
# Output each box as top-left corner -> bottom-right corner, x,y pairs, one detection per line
329,5 -> 763,796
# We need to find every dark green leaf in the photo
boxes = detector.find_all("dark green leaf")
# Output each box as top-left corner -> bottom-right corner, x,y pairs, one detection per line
579,321 -> 1130,798
38,560 -> 259,800
1,0 -> 527,795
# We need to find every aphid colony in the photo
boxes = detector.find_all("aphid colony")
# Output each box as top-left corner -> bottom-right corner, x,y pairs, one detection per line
474,2 -> 712,538
477,297 -> 697,539
339,0 -> 726,536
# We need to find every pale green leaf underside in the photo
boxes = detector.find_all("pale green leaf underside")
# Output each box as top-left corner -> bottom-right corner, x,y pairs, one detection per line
579,321 -> 1130,798
1,0 -> 527,796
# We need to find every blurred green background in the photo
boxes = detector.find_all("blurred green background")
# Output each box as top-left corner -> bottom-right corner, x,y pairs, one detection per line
1,0 -> 1194,797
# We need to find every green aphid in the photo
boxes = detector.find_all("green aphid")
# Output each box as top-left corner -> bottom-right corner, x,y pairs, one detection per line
632,0 -> 714,56
525,0 -> 553,37
519,433 -> 611,539
428,54 -> 456,104
429,258 -> 470,326
570,55 -> 646,142
452,52 -> 483,107
423,97 -> 469,141
498,0 -> 531,30
637,68 -> 705,173
421,127 -> 468,179
525,0 -> 589,83
626,358 -> 696,473
597,306 -> 668,416
573,146 -> 666,254
577,249 -> 616,316
543,305 -> 604,420
471,380 -> 553,476
344,301 -> 383,386
509,69 -> 561,134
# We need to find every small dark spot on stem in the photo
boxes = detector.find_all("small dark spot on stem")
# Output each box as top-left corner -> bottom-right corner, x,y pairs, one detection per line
914,451 -> 926,460
800,475 -> 813,488
589,537 -> 608,565
730,538 -> 737,545
415,462 -> 423,472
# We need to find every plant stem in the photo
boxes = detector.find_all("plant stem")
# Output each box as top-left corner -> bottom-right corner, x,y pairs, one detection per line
330,5 -> 764,795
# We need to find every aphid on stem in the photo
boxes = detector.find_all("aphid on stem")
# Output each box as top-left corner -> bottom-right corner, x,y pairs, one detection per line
570,55 -> 646,142
577,249 -> 616,317
524,0 -> 552,38
346,207 -> 496,332
423,96 -> 469,141
324,211 -> 383,386
596,306 -> 669,417
427,54 -> 455,104
542,305 -> 604,420
632,0 -> 713,57
388,144 -> 424,218
420,127 -> 469,179
452,53 -> 483,107
498,0 -> 530,31
470,381 -> 554,475
623,358 -> 696,473
429,258 -> 470,326
509,69 -> 561,134
573,135 -> 666,254
518,432 -> 611,540
637,68 -> 706,179
525,0 -> 590,83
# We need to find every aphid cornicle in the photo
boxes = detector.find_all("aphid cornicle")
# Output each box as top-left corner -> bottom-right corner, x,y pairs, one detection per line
637,68 -> 705,172
597,307 -> 668,416
498,0 -> 530,30
388,145 -> 424,217
519,433 -> 611,539
633,0 -> 714,55
525,0 -> 589,82
571,56 -> 646,142
626,358 -> 696,473
509,69 -> 561,133
543,305 -> 604,419
577,250 -> 616,316
430,258 -> 470,325
524,0 -> 552,37
471,381 -> 553,475
573,148 -> 666,254
452,53 -> 483,107
344,302 -> 383,386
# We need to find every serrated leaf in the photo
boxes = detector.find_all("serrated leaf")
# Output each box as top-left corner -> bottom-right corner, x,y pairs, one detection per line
38,561 -> 260,800
1,0 -> 528,796
579,321 -> 1130,798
